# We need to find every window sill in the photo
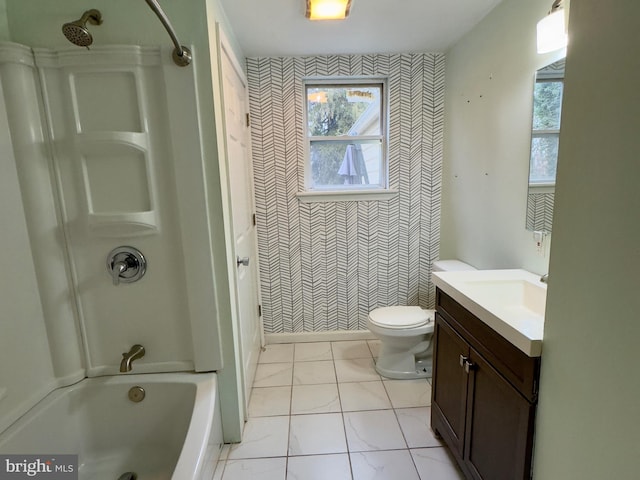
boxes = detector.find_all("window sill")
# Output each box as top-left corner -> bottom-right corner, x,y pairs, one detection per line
297,189 -> 398,203
528,184 -> 555,194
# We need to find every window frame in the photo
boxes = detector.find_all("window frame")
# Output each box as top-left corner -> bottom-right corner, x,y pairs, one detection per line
300,77 -> 393,201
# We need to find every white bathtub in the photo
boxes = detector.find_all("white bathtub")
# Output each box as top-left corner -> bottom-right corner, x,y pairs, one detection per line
0,373 -> 222,480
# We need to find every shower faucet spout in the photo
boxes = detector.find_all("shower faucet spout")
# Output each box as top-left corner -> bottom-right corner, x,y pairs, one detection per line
120,344 -> 145,372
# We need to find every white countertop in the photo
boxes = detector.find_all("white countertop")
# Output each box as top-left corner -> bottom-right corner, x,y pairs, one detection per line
432,269 -> 546,357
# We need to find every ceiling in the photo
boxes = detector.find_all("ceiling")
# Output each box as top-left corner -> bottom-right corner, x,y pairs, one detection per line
218,0 -> 504,57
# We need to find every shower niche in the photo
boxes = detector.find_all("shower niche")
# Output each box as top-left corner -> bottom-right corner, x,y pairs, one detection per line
37,49 -> 161,237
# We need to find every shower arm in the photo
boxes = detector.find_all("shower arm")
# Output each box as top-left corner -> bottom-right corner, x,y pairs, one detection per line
144,0 -> 192,66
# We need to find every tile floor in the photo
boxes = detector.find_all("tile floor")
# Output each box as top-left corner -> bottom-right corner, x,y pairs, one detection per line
213,340 -> 465,480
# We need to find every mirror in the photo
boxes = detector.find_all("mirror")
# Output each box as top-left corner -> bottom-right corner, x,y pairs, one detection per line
526,58 -> 565,233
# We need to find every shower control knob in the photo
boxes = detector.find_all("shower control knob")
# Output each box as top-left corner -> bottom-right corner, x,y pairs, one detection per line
237,256 -> 250,267
107,246 -> 147,286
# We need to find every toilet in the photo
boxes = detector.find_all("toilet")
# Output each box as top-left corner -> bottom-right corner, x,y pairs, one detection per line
367,259 -> 476,379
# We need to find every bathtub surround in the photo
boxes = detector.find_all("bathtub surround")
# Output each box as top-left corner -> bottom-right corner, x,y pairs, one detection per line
0,48 -> 59,434
247,53 -> 445,335
0,0 -> 250,443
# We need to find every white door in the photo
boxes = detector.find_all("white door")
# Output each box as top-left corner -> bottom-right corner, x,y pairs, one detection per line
221,40 -> 262,412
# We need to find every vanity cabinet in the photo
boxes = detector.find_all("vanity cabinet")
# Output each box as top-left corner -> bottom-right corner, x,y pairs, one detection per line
431,289 -> 541,480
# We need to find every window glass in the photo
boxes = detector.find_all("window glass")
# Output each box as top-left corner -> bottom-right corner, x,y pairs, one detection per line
304,82 -> 386,191
530,79 -> 563,185
529,135 -> 559,184
532,81 -> 563,130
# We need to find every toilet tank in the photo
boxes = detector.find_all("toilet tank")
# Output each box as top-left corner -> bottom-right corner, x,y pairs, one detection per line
432,259 -> 477,272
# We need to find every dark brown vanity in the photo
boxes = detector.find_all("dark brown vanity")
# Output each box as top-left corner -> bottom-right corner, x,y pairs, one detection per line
432,288 -> 541,480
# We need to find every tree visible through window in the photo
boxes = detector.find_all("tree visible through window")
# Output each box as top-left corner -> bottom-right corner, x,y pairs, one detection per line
304,81 -> 387,191
530,79 -> 563,185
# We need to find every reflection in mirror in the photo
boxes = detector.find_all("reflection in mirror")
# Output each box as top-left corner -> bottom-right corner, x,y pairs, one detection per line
526,58 -> 565,232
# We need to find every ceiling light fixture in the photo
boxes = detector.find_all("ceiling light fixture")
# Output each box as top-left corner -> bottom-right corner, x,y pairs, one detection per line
537,0 -> 568,54
306,0 -> 352,20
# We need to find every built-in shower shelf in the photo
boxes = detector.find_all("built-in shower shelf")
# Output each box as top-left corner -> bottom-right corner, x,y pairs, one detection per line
75,132 -> 149,150
88,211 -> 158,237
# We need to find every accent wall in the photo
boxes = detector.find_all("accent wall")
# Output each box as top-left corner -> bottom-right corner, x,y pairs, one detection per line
247,54 -> 445,334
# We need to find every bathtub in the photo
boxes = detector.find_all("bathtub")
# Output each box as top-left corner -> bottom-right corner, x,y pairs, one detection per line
0,373 -> 222,480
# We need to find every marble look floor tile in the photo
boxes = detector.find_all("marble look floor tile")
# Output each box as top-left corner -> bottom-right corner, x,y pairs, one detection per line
228,416 -> 290,459
294,342 -> 333,362
395,407 -> 443,448
253,363 -> 293,388
288,413 -> 347,455
338,381 -> 392,411
292,360 -> 337,385
367,340 -> 381,358
287,454 -> 352,480
221,457 -> 287,480
383,379 -> 431,408
331,340 -> 373,359
351,450 -> 420,480
343,410 -> 406,452
248,386 -> 292,417
291,383 -> 341,414
411,447 -> 466,480
334,358 -> 380,383
259,344 -> 294,364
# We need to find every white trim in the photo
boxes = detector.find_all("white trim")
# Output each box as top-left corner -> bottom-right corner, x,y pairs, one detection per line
33,45 -> 162,67
265,330 -> 377,344
219,28 -> 247,87
297,188 -> 398,203
0,41 -> 35,66
528,184 -> 555,194
308,135 -> 381,143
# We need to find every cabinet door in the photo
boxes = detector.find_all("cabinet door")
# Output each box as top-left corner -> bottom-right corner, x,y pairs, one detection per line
465,349 -> 536,480
432,314 -> 470,457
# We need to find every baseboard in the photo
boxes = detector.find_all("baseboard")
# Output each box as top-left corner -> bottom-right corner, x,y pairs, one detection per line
265,330 -> 377,344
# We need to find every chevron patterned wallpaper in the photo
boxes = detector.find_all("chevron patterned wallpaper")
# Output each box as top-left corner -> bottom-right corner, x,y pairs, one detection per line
247,54 -> 445,334
526,192 -> 555,232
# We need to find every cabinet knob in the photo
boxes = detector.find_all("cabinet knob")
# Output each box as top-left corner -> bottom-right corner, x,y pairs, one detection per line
459,355 -> 468,367
459,354 -> 475,374
464,360 -> 476,374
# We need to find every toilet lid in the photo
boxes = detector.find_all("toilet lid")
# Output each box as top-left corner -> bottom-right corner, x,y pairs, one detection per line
369,306 -> 433,329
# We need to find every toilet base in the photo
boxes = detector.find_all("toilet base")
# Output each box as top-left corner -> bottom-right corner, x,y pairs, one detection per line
374,354 -> 432,380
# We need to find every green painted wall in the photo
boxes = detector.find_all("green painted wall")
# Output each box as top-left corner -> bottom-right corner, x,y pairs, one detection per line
0,0 -> 8,39
441,0 -> 561,274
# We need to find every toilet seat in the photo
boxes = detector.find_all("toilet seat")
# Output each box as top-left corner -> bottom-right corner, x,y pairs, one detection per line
368,306 -> 432,329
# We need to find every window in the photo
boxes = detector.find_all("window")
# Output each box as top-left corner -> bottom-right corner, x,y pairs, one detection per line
529,77 -> 564,186
302,80 -> 389,197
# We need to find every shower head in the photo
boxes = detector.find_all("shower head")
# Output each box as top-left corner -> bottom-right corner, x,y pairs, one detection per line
62,9 -> 102,47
